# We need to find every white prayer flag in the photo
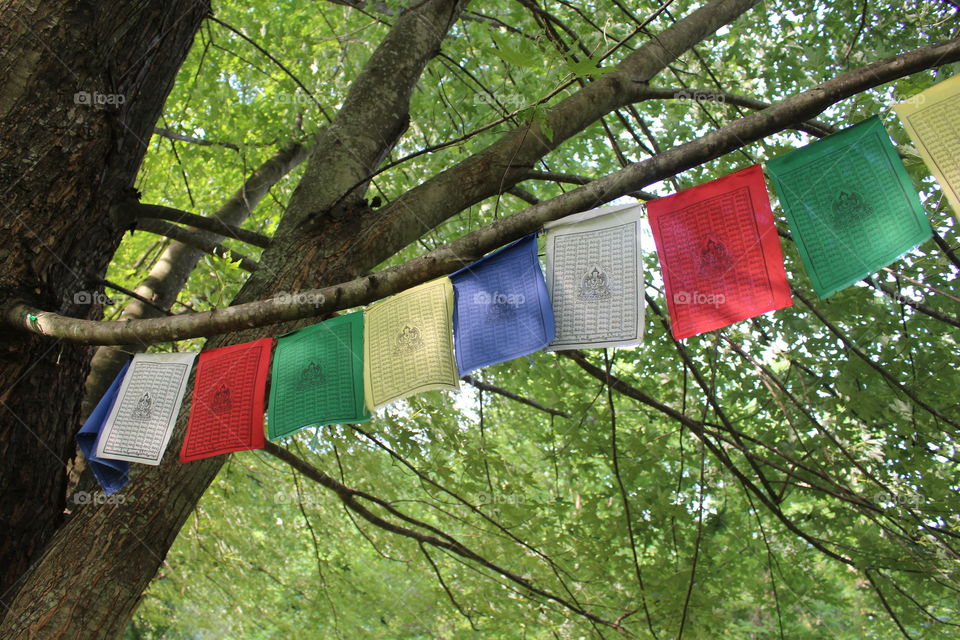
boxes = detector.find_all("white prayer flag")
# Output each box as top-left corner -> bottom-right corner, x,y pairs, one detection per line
545,202 -> 645,350
95,352 -> 197,465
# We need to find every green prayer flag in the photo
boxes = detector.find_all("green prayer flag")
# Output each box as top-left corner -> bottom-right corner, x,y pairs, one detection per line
767,116 -> 931,298
267,311 -> 370,440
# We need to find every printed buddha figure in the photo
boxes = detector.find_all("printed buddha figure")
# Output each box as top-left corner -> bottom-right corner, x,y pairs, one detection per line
831,190 -> 871,226
211,383 -> 232,412
132,392 -> 152,420
699,238 -> 731,278
578,266 -> 612,301
395,325 -> 423,353
297,361 -> 324,389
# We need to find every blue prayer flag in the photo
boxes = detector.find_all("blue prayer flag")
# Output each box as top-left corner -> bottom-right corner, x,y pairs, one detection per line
451,234 -> 555,374
76,359 -> 131,495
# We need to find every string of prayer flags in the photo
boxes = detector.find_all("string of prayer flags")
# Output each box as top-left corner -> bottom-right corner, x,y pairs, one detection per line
76,359 -> 131,494
894,73 -> 960,220
648,164 -> 792,339
450,234 -> 555,374
363,278 -> 459,410
544,202 -> 645,350
268,312 -> 370,440
767,116 -> 931,298
181,338 -> 273,462
95,352 -> 197,465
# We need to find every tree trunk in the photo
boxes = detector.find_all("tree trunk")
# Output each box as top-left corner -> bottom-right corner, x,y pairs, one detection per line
0,1 -> 466,636
0,0 -> 208,611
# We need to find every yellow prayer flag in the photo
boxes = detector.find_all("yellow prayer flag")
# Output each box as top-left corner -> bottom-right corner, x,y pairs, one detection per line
363,278 -> 459,411
893,74 -> 960,220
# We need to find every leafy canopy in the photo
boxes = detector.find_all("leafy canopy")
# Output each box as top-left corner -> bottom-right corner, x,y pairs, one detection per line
114,1 -> 960,638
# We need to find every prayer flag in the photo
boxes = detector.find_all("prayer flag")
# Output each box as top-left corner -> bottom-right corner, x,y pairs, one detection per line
450,234 -> 555,374
95,352 -> 197,465
76,358 -> 131,494
268,312 -> 369,440
767,116 -> 930,298
181,338 -> 273,462
894,73 -> 960,220
648,164 -> 792,339
364,278 -> 459,410
544,202 -> 645,349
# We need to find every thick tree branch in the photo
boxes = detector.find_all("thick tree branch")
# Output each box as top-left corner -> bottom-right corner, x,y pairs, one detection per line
118,202 -> 272,248
517,169 -> 659,200
329,0 -> 762,273
6,37 -> 959,344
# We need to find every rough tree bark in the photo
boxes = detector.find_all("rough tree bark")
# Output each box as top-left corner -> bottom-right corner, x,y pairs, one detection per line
0,0 -> 208,610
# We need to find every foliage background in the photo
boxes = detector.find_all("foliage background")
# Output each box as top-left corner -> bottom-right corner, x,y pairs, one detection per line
103,1 -> 960,637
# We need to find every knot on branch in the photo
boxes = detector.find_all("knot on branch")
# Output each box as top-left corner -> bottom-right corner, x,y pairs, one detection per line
108,188 -> 143,231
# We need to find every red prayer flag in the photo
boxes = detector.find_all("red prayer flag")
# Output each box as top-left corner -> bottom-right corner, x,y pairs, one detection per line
181,337 -> 273,462
648,164 -> 792,339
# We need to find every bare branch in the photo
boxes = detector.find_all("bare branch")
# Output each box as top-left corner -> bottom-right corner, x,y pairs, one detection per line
209,16 -> 334,122
99,279 -> 173,316
638,86 -> 837,137
262,442 -> 630,635
418,543 -> 478,631
562,350 -> 856,566
461,374 -> 570,418
134,219 -> 259,272
6,36 -> 960,344
152,127 -> 240,151
118,202 -> 272,248
793,288 -> 960,430
602,351 -> 660,638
